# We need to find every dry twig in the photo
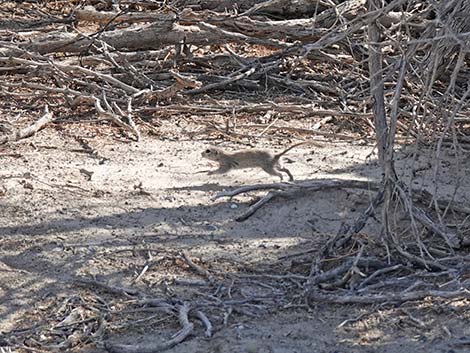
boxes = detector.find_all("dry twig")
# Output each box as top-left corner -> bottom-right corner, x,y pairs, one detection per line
0,106 -> 53,145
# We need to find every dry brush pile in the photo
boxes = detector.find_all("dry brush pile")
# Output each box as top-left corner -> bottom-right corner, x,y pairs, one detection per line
1,0 -> 470,352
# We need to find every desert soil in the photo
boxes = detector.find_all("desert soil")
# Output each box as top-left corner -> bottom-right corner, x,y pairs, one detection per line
0,124 -> 469,353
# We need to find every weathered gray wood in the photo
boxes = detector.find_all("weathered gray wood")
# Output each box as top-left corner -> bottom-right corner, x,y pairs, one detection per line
0,107 -> 53,145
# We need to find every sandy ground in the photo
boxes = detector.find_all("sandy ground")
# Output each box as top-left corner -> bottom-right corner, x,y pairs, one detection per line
0,127 -> 469,352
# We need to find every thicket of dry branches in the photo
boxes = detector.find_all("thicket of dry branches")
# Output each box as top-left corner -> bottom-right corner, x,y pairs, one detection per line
1,0 -> 469,352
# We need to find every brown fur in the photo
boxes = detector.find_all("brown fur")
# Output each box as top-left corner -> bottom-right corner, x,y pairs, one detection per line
201,142 -> 318,181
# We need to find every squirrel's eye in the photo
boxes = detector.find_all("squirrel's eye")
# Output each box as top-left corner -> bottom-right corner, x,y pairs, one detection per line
205,149 -> 211,153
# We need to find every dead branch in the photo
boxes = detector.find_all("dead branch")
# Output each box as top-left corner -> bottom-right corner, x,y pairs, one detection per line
3,56 -> 139,94
197,22 -> 290,49
187,66 -> 257,95
215,179 -> 379,200
74,277 -> 142,297
136,71 -> 201,102
94,96 -> 140,141
0,0 -> 408,60
215,179 -> 379,221
236,190 -> 281,222
0,106 -> 53,145
308,288 -> 470,305
75,6 -> 173,24
105,302 -> 193,353
2,18 -> 288,57
213,182 -> 290,199
144,103 -> 373,119
181,251 -> 215,284
1,81 -> 96,103
309,257 -> 387,287
194,310 -> 212,337
395,183 -> 461,249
